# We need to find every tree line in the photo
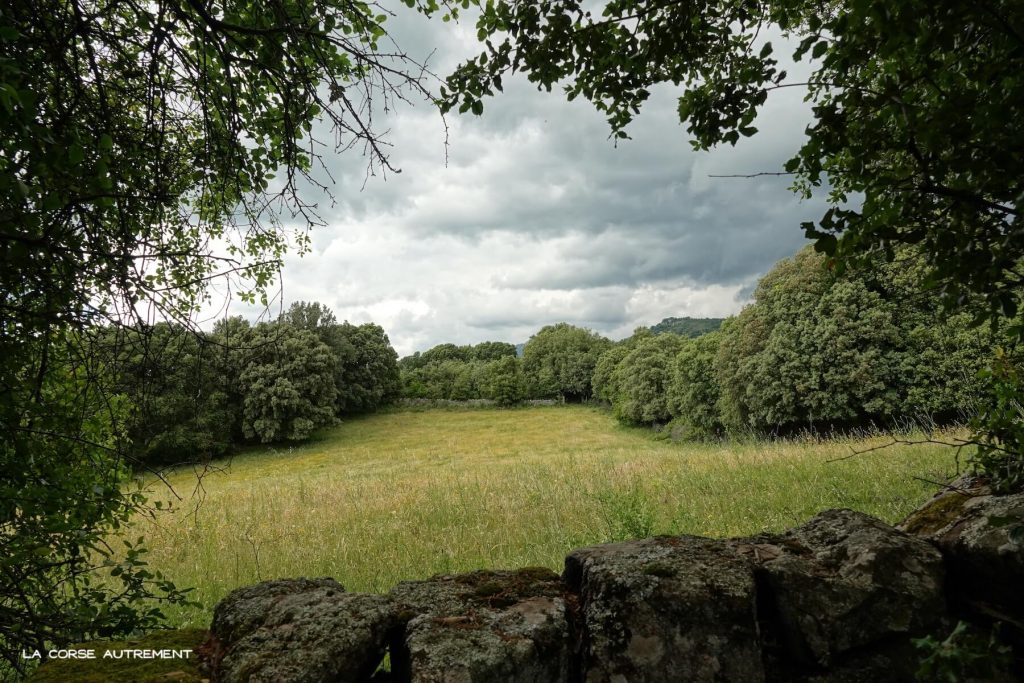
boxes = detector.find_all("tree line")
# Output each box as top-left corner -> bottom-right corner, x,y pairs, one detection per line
97,302 -> 400,468
399,324 -> 610,405
607,248 -> 999,436
401,247 -> 1003,438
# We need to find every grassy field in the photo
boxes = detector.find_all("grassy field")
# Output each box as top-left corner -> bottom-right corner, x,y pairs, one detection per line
127,405 -> 961,627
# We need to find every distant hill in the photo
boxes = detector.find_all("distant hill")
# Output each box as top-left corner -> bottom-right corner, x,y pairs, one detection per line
649,317 -> 724,338
515,343 -> 526,357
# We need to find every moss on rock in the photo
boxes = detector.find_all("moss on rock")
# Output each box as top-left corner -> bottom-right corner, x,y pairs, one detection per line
900,491 -> 972,536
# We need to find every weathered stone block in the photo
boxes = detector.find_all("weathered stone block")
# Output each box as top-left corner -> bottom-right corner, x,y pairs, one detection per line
735,509 -> 945,675
206,577 -> 397,683
904,486 -> 1024,617
564,535 -> 764,682
389,567 -> 570,682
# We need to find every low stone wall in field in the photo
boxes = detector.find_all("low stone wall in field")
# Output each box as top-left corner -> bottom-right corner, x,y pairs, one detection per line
396,398 -> 563,409
200,480 -> 1024,682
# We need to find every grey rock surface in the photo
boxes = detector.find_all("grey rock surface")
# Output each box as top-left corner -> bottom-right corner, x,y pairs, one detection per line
565,535 -> 764,682
389,567 -> 570,682
905,486 -> 1024,616
734,509 -> 946,676
207,577 -> 397,683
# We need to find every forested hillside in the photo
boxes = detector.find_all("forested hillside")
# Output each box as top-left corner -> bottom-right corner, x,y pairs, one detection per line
649,317 -> 724,338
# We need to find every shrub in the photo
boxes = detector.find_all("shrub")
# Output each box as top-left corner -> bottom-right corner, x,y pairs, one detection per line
238,323 -> 338,442
611,333 -> 685,425
667,331 -> 723,438
522,323 -> 612,401
478,356 -> 527,406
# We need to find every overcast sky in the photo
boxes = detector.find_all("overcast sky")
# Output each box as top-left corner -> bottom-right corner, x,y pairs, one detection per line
201,7 -> 829,357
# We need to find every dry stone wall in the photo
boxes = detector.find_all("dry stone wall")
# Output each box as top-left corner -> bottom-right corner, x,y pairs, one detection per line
200,482 -> 1024,682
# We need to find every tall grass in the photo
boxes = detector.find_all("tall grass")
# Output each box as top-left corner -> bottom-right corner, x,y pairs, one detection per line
126,406 -> 960,627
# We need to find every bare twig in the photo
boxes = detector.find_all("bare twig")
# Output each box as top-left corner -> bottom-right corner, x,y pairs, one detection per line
708,171 -> 796,178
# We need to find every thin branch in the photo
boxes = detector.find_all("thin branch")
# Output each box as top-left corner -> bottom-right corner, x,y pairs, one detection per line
708,171 -> 795,178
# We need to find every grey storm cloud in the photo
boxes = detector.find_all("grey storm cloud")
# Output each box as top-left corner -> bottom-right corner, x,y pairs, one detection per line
310,74 -> 823,285
463,286 -> 635,329
205,9 -> 830,355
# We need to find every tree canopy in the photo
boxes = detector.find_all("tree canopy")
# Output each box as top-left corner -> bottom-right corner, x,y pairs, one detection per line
238,323 -> 339,442
1,0 -> 448,669
649,317 -> 723,338
2,0 -> 447,344
522,323 -> 612,401
590,248 -> 996,433
667,330 -> 723,439
442,0 -> 1023,327
282,302 -> 401,413
610,332 -> 685,424
714,248 -> 991,433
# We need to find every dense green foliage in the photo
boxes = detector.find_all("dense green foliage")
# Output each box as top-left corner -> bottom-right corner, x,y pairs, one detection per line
101,304 -> 400,461
237,323 -> 339,443
591,249 -> 995,434
402,248 -> 996,433
717,249 -> 902,431
400,341 -> 518,370
0,340 -> 192,673
715,249 -> 991,433
441,0 -> 1024,482
332,323 -> 402,414
0,0 -> 453,667
399,329 -> 614,405
666,331 -> 724,439
284,302 -> 402,415
478,355 -> 528,406
592,340 -> 636,404
398,332 -> 620,405
971,352 -> 1024,494
521,324 -> 612,401
400,341 -> 525,404
610,333 -> 685,424
97,325 -> 235,466
402,360 -> 473,400
649,317 -> 723,338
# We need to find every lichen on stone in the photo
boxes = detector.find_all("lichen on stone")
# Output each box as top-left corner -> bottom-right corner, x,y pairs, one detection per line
899,491 -> 972,536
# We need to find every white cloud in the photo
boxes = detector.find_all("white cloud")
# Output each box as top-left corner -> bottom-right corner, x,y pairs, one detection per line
199,17 -> 826,356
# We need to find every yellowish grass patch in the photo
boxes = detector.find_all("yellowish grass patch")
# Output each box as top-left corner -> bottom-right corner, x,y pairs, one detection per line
127,406 -> 959,627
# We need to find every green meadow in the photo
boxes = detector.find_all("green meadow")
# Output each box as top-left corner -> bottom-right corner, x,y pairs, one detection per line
131,405 -> 961,627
